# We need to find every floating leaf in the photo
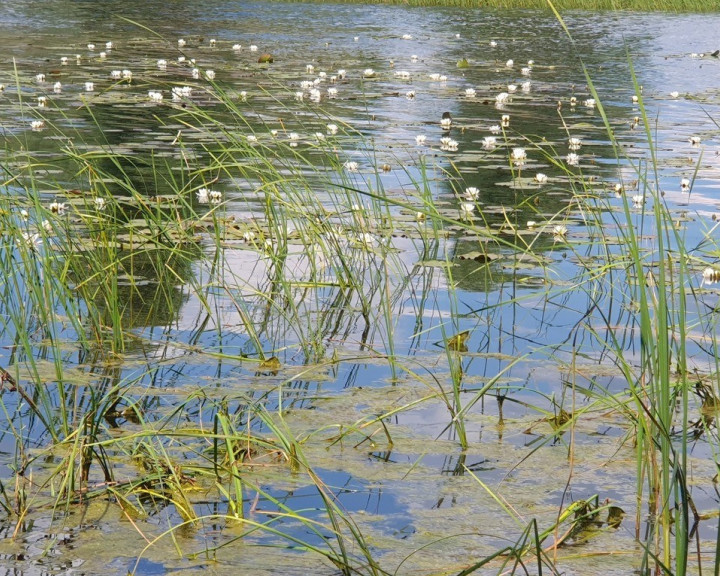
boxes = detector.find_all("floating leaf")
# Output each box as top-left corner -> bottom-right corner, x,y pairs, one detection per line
260,356 -> 282,371
456,58 -> 470,69
445,330 -> 470,352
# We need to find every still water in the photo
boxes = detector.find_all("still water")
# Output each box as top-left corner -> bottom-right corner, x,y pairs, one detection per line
1,1 -> 720,575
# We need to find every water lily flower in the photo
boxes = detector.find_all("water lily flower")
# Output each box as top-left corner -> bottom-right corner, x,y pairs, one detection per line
464,187 -> 480,200
363,68 -> 376,78
31,120 -> 45,130
205,70 -> 216,80
703,267 -> 720,283
394,70 -> 411,80
209,190 -> 222,203
249,45 -> 258,52
314,132 -> 325,141
53,82 -> 62,93
20,209 -> 29,220
416,212 -> 426,222
196,188 -> 210,203
569,96 -> 577,106
232,44 -> 242,50
535,173 -> 548,184
60,56 -> 68,65
247,134 -> 257,143
482,136 -> 497,149
402,34 -> 413,40
614,183 -> 624,197
289,132 -> 300,147
689,136 -> 701,145
42,219 -> 52,232
632,194 -> 645,206
501,115 -> 510,128
327,87 -> 338,97
512,147 -> 527,165
506,59 -> 514,67
410,55 -> 418,62
568,137 -> 582,150
521,81 -> 531,92
440,137 -> 458,151
465,88 -> 476,97
105,41 -> 113,50
583,98 -> 596,108
566,152 -> 580,165
294,91 -> 304,101
309,88 -> 321,102
681,177 -> 691,192
178,56 -> 186,63
490,40 -> 498,47
631,95 -> 639,103
496,92 -> 509,104
148,90 -> 163,102
122,69 -> 132,81
507,84 -> 517,93
111,70 -> 122,79
209,38 -> 216,47
35,73 -> 45,82
85,82 -> 94,91
553,224 -> 568,237
327,124 -> 338,135
429,73 -> 441,81
344,161 -> 359,172
37,96 -> 47,107
521,67 -> 531,76
440,115 -> 452,130
670,91 -> 679,98
99,52 -> 106,59
157,59 -> 167,69
489,125 -> 501,134
20,232 -> 41,251
178,38 -> 186,47
94,197 -> 106,210
406,90 -> 415,99
527,220 -> 537,228
306,64 -> 315,73
460,202 -> 475,217
49,201 -> 66,214
87,43 -> 95,50
416,134 -> 427,145
242,230 -> 256,243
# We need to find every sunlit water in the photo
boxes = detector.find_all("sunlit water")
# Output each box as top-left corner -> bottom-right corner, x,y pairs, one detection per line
1,2 -> 720,575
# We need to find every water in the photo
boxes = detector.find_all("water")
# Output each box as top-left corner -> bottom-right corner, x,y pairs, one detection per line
0,2 -> 719,575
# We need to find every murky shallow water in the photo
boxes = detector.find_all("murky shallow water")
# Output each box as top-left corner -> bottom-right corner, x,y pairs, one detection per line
1,2 -> 720,575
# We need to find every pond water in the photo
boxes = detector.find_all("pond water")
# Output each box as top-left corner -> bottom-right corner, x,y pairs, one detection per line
1,1 -> 720,575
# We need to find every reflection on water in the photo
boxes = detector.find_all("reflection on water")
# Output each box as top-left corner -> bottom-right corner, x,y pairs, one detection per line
1,2 -> 720,574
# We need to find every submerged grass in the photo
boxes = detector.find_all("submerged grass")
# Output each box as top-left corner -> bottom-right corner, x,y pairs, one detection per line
0,7 -> 719,576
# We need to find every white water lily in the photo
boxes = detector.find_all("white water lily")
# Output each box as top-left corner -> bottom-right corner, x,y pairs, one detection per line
363,68 -> 376,78
566,152 -> 580,165
460,202 -> 475,217
511,147 -> 527,165
415,134 -> 427,145
681,177 -> 691,192
496,92 -> 509,104
402,34 -> 413,40
209,38 -> 216,47
703,267 -> 720,283
148,90 -> 163,102
465,88 -> 476,97
489,125 -> 501,134
20,232 -> 41,251
35,73 -> 45,82
85,82 -> 94,91
506,59 -> 514,67
178,38 -> 186,47
37,96 -> 47,107
196,188 -> 210,203
568,137 -> 582,150
94,197 -> 106,210
157,59 -> 167,69
521,67 -> 531,76
670,91 -> 679,98
209,190 -> 222,204
31,119 -> 45,130
569,96 -> 577,106
111,70 -> 122,79
583,98 -> 596,108
406,90 -> 416,99
395,70 -> 411,79
535,173 -> 548,184
507,84 -> 517,93
99,52 -> 106,59
122,69 -> 132,81
232,44 -> 242,50
309,88 -> 321,102
327,87 -> 338,97
410,55 -> 418,62
553,224 -> 568,237
501,114 -> 510,128
20,209 -> 29,220
344,161 -> 359,172
249,45 -> 258,52
440,137 -> 458,151
60,56 -> 68,65
527,220 -> 537,229
464,187 -> 480,200
614,183 -> 624,197
87,43 -> 95,51
53,82 -> 62,93
490,40 -> 498,47
327,124 -> 338,135
521,81 -> 531,92
205,70 -> 216,80
632,194 -> 645,206
482,136 -> 497,149
294,91 -> 304,101
689,135 -> 701,145
105,41 -> 113,50
49,201 -> 66,214
306,64 -> 315,73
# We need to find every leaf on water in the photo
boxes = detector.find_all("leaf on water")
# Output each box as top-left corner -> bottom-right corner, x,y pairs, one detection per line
445,330 -> 470,352
260,356 -> 282,371
457,251 -> 500,262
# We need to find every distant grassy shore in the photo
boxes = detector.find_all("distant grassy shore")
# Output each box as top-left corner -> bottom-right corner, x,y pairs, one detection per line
293,0 -> 719,10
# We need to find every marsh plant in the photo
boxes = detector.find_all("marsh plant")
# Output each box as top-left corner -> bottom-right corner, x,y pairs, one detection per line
0,5 -> 719,576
